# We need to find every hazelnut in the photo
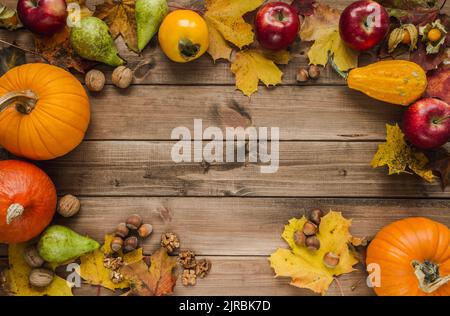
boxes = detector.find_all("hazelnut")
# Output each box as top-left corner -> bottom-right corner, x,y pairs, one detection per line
293,231 -> 306,247
29,268 -> 54,288
112,66 -> 133,89
309,208 -> 324,226
308,65 -> 321,80
85,69 -> 105,92
323,252 -> 340,268
296,68 -> 309,82
57,194 -> 81,218
138,223 -> 153,238
305,236 -> 320,251
126,214 -> 143,230
123,236 -> 138,252
303,221 -> 318,236
111,236 -> 124,253
23,245 -> 44,268
115,223 -> 129,238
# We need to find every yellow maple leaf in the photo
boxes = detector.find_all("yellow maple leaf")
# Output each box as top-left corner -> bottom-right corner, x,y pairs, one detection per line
2,244 -> 73,296
230,50 -> 283,97
79,234 -> 143,291
204,0 -> 263,51
206,19 -> 233,62
269,211 -> 358,295
94,0 -> 137,52
300,4 -> 358,72
371,124 -> 434,182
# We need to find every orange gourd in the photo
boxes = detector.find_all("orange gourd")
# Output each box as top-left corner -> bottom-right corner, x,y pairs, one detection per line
366,217 -> 450,296
347,60 -> 427,106
0,63 -> 90,160
0,160 -> 57,244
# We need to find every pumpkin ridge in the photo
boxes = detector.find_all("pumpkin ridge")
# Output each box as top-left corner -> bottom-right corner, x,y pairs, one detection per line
28,115 -> 56,158
28,113 -> 64,158
375,232 -> 414,259
40,99 -> 91,122
35,106 -> 87,134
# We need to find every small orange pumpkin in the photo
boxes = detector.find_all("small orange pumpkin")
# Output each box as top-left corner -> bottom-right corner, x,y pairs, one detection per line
0,160 -> 57,244
366,217 -> 450,296
0,63 -> 90,160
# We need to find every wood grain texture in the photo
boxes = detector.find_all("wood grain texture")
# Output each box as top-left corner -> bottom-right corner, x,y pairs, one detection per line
1,197 -> 448,257
82,86 -> 403,141
9,141 -> 447,198
0,257 -> 373,296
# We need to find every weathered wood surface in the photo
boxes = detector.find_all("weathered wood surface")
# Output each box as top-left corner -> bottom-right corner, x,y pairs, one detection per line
1,0 -> 449,297
1,197 -> 449,257
11,141 -> 447,198
82,86 -> 403,141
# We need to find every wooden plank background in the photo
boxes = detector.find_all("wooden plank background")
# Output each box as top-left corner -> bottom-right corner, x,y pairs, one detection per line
0,0 -> 449,296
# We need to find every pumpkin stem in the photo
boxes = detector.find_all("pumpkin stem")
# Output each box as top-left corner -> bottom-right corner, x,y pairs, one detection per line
412,260 -> 450,293
0,90 -> 38,115
6,203 -> 25,225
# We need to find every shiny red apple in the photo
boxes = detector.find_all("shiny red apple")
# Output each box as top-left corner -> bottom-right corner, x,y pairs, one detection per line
17,0 -> 67,36
402,98 -> 450,149
339,0 -> 389,51
255,2 -> 300,51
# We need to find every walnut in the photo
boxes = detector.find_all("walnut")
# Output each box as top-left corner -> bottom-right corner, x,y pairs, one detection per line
109,270 -> 124,284
23,245 -> 44,268
182,269 -> 197,286
57,194 -> 81,218
195,259 -> 211,278
85,69 -> 105,92
103,256 -> 124,271
161,232 -> 180,253
112,66 -> 133,89
29,268 -> 54,288
178,250 -> 196,269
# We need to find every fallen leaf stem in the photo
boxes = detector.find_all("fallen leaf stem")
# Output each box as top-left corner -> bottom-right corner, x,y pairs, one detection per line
0,39 -> 47,62
168,4 -> 205,15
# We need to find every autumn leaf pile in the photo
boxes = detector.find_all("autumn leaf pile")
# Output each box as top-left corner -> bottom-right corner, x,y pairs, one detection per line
269,211 -> 359,295
1,235 -> 177,296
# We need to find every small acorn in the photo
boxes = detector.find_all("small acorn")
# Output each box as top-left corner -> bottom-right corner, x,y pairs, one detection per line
296,68 -> 309,82
111,236 -> 124,252
126,214 -> 143,230
309,209 -> 324,226
293,230 -> 306,247
115,222 -> 129,238
323,252 -> 340,268
308,65 -> 320,80
138,223 -> 153,238
124,236 -> 139,252
305,236 -> 320,251
303,221 -> 318,236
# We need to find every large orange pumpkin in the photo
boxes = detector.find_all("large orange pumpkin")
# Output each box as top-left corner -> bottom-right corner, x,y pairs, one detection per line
0,63 -> 90,160
366,217 -> 450,296
0,160 -> 57,244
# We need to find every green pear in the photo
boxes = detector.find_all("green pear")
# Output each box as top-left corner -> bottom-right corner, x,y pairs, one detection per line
38,225 -> 100,264
136,0 -> 169,52
70,16 -> 125,67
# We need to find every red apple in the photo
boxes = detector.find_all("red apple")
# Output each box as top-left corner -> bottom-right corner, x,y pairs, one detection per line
17,0 -> 67,36
339,0 -> 389,51
255,2 -> 300,51
402,98 -> 450,149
